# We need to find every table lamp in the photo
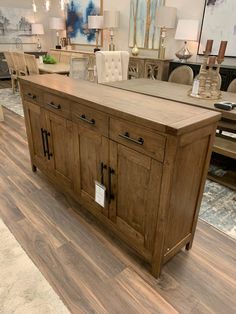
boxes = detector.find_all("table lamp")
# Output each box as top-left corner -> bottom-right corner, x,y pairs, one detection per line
49,17 -> 65,49
88,15 -> 103,53
103,10 -> 120,51
174,19 -> 199,62
156,6 -> 177,59
31,23 -> 44,52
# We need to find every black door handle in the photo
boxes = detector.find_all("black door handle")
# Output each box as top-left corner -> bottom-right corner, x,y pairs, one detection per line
108,167 -> 115,203
119,132 -> 144,146
41,128 -> 47,157
79,114 -> 95,125
47,101 -> 61,110
45,131 -> 53,160
100,162 -> 107,185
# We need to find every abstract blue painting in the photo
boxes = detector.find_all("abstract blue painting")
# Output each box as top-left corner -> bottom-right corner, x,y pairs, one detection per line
66,0 -> 102,46
129,0 -> 164,50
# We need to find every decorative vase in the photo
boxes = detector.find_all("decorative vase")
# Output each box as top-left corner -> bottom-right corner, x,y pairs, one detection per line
131,44 -> 139,56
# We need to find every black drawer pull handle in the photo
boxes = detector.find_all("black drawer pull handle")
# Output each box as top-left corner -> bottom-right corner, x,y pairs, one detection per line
119,132 -> 144,146
27,93 -> 36,100
100,162 -> 107,185
47,101 -> 61,110
79,114 -> 95,125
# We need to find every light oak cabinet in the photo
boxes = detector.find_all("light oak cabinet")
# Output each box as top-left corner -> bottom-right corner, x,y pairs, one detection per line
20,75 -> 220,278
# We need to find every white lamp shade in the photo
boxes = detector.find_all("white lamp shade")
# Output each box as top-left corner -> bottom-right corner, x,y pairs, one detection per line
175,19 -> 199,41
104,10 -> 120,29
49,17 -> 65,30
88,15 -> 103,29
31,23 -> 44,35
156,6 -> 177,28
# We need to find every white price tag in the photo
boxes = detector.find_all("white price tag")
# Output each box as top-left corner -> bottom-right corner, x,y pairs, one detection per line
95,181 -> 106,208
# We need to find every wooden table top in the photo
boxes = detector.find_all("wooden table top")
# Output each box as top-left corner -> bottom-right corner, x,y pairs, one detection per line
19,74 -> 220,136
105,79 -> 236,122
37,61 -> 70,74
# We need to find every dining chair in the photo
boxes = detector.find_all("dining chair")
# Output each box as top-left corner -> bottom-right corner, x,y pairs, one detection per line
227,78 -> 236,93
69,57 -> 89,80
4,51 -> 18,93
49,50 -> 61,62
12,52 -> 27,76
24,54 -> 39,75
60,52 -> 72,64
95,51 -> 130,84
168,65 -> 194,85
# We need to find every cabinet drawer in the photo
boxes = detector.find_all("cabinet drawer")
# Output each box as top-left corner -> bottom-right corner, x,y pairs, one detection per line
110,118 -> 166,161
43,93 -> 71,119
22,85 -> 43,105
71,102 -> 108,136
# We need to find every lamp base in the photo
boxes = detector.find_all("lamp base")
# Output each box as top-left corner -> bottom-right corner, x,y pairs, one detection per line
56,45 -> 62,49
175,41 -> 192,62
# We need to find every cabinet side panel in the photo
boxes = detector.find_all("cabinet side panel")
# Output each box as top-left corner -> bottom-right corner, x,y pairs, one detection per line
163,135 -> 210,254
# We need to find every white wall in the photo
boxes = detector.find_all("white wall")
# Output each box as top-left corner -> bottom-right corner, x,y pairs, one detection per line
1,0 -> 235,65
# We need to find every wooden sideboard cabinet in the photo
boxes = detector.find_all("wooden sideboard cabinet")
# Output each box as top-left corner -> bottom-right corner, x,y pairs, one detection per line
129,57 -> 171,80
19,74 -> 220,277
0,52 -> 10,79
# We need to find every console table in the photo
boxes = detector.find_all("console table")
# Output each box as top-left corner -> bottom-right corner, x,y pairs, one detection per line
19,74 -> 220,278
169,60 -> 236,91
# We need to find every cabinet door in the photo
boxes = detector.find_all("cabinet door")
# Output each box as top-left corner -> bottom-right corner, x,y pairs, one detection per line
24,101 -> 48,169
73,123 -> 109,216
45,110 -> 74,190
109,142 -> 162,255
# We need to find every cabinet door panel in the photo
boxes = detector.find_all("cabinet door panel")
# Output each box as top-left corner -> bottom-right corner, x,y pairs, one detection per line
110,143 -> 162,253
73,124 -> 109,216
24,101 -> 47,169
45,111 -> 74,190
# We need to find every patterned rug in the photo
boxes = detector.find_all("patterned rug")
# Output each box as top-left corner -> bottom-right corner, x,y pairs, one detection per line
0,218 -> 70,313
0,88 -> 236,240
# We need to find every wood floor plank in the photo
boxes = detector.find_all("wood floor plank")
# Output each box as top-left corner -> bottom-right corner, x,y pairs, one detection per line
0,107 -> 236,314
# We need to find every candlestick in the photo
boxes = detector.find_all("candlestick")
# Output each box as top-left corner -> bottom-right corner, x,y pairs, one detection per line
205,39 -> 213,54
218,41 -> 227,61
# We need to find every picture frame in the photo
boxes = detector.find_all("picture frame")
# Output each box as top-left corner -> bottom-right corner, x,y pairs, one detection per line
66,0 -> 103,47
0,7 -> 35,44
129,0 -> 165,50
198,0 -> 236,57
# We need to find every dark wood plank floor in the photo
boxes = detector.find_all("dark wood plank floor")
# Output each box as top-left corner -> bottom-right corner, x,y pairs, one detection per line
0,108 -> 236,314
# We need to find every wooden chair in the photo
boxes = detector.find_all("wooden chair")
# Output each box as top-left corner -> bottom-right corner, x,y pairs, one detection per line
60,52 -> 72,64
11,52 -> 27,76
227,78 -> 236,93
168,66 -> 194,85
24,54 -> 39,75
69,57 -> 89,80
49,50 -> 61,62
4,51 -> 18,93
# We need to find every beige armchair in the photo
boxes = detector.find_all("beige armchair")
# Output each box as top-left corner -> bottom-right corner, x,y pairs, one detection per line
95,51 -> 129,84
168,65 -> 194,85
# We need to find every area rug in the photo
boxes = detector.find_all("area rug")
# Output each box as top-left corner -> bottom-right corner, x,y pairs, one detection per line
0,88 -> 235,240
0,218 -> 70,313
0,88 -> 24,117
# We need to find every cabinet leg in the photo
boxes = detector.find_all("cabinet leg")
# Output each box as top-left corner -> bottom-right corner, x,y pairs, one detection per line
186,241 -> 193,251
151,261 -> 161,279
32,164 -> 37,172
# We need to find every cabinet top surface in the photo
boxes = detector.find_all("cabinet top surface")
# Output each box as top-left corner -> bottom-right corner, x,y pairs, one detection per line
19,74 -> 220,135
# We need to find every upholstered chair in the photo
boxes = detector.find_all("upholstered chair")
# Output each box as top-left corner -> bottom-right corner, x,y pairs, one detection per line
95,51 -> 129,84
69,57 -> 89,80
227,78 -> 236,93
168,65 -> 194,85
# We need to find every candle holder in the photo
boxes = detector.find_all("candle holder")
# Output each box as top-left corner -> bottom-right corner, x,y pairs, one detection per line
189,53 -> 222,100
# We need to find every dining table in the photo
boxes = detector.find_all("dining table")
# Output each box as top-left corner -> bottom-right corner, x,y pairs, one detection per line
37,60 -> 70,75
